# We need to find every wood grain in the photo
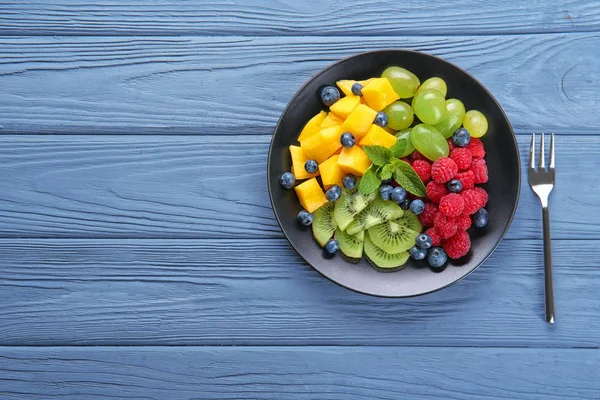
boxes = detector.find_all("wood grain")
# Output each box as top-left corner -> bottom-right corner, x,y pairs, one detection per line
0,135 -> 596,239
1,238 -> 598,346
0,0 -> 598,36
0,35 -> 598,134
1,346 -> 599,399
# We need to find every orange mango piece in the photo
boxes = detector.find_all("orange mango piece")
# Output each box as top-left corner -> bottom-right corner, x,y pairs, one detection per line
359,124 -> 398,148
319,155 -> 345,188
362,78 -> 400,111
337,146 -> 372,176
341,104 -> 378,139
336,80 -> 356,97
289,145 -> 319,180
298,110 -> 327,141
300,126 -> 342,164
294,178 -> 328,213
319,112 -> 344,128
330,95 -> 360,119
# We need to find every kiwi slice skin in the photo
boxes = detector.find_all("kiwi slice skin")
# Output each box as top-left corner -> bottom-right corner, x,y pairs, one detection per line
334,189 -> 376,232
312,202 -> 336,247
345,199 -> 404,236
368,219 -> 420,254
364,232 -> 410,271
335,229 -> 364,258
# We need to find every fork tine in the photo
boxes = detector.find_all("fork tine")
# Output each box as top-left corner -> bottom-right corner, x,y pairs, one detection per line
529,133 -> 536,170
549,133 -> 555,169
539,132 -> 545,170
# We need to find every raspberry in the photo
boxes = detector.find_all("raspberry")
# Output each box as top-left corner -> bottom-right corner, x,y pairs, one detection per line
461,189 -> 483,215
471,158 -> 489,183
419,202 -> 439,227
439,193 -> 465,217
447,138 -> 456,152
412,160 -> 432,183
410,151 -> 428,162
426,181 -> 449,204
450,148 -> 473,171
472,187 -> 489,208
443,231 -> 471,259
425,227 -> 442,247
455,170 -> 475,190
456,213 -> 472,231
466,138 -> 485,159
431,157 -> 458,184
434,213 -> 458,239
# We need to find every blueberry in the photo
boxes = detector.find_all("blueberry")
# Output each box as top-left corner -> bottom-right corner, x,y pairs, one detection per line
452,128 -> 471,147
391,187 -> 407,204
351,82 -> 363,96
427,247 -> 448,269
409,199 -> 425,215
415,233 -> 433,249
297,210 -> 313,226
400,199 -> 411,210
324,239 -> 340,255
280,172 -> 295,189
320,86 -> 340,107
326,185 -> 342,202
340,132 -> 356,148
374,112 -> 388,128
409,245 -> 427,260
304,159 -> 318,174
381,178 -> 393,185
472,208 -> 488,228
342,174 -> 357,190
447,179 -> 463,193
379,184 -> 393,200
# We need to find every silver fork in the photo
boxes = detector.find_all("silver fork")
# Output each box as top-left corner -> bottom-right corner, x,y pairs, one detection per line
528,133 -> 556,323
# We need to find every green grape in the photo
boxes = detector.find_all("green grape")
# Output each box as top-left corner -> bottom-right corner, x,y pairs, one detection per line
383,101 -> 414,131
417,77 -> 447,97
463,110 -> 488,138
381,66 -> 420,98
411,89 -> 446,125
434,98 -> 466,138
410,124 -> 449,161
394,129 -> 415,157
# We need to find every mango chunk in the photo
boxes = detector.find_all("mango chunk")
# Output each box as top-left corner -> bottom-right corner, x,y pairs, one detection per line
362,78 -> 400,111
289,145 -> 319,180
319,155 -> 345,188
330,95 -> 360,119
337,146 -> 372,176
341,104 -> 377,139
300,126 -> 342,163
294,178 -> 328,213
319,112 -> 344,128
359,124 -> 397,148
298,110 -> 327,141
336,80 -> 357,97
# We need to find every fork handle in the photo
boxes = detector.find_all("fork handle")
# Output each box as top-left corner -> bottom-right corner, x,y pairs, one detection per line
542,206 -> 555,323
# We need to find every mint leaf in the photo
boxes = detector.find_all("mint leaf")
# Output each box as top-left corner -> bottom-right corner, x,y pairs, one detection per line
390,139 -> 407,159
380,164 -> 394,180
358,167 -> 381,195
393,159 -> 427,197
363,145 -> 392,166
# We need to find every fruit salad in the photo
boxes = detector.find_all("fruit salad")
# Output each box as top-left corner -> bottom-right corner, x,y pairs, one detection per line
280,67 -> 489,271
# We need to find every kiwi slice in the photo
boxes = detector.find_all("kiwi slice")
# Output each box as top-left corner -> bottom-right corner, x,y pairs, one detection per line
312,202 -> 336,247
364,232 -> 410,271
368,219 -> 420,254
335,229 -> 364,258
334,188 -> 376,231
395,211 -> 422,233
345,199 -> 404,236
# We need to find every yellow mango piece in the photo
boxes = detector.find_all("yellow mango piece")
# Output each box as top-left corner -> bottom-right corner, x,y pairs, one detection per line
319,155 -> 345,188
289,145 -> 319,180
319,112 -> 344,128
336,80 -> 356,97
330,95 -> 360,119
294,178 -> 328,213
300,126 -> 342,163
359,78 -> 373,86
362,78 -> 400,111
341,104 -> 378,139
359,124 -> 398,148
298,110 -> 327,141
337,146 -> 372,176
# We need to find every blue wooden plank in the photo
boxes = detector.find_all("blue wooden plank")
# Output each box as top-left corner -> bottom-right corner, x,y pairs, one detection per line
0,238 -> 598,346
0,0 -> 598,36
1,346 -> 599,399
0,134 -> 596,239
0,35 -> 598,134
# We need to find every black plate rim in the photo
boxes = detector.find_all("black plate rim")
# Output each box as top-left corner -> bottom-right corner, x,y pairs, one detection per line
267,49 -> 521,298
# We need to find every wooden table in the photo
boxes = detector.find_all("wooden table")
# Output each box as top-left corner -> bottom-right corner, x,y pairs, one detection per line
1,1 -> 599,398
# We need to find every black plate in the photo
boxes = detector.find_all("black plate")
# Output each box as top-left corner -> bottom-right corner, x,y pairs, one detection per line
268,50 -> 520,297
